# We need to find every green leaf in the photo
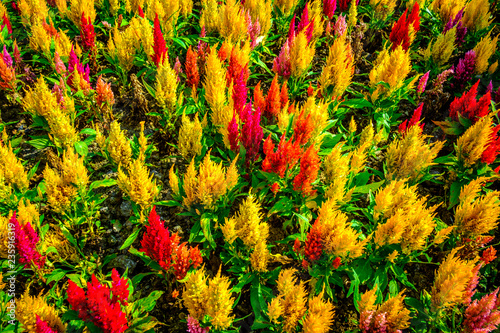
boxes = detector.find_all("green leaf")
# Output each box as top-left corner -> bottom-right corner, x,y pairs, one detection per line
155,200 -> 181,207
341,98 -> 373,109
28,137 -> 53,149
250,283 -> 269,330
89,178 -> 117,190
120,227 -> 141,250
80,128 -> 97,136
132,290 -> 164,314
200,216 -> 216,249
74,141 -> 88,157
448,180 -> 465,209
353,180 -> 385,194
45,268 -> 67,284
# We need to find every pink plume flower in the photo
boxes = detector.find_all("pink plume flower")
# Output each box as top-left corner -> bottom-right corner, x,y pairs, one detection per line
228,112 -> 240,152
334,14 -> 347,37
417,71 -> 429,94
272,39 -> 291,78
187,315 -> 209,333
463,288 -> 500,333
173,56 -> 182,82
3,45 -> 12,68
232,68 -> 248,115
54,52 -> 67,75
245,10 -> 262,49
452,50 -> 476,91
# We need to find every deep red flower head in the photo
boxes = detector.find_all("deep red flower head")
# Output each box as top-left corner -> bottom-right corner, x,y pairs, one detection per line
304,221 -> 322,261
138,6 -> 145,18
398,103 -> 424,134
332,257 -> 342,269
1,14 -> 12,34
481,124 -> 500,165
449,80 -> 490,122
152,14 -> 168,66
293,238 -> 301,255
111,268 -> 130,306
389,2 -> 420,51
228,112 -> 240,152
80,12 -> 96,52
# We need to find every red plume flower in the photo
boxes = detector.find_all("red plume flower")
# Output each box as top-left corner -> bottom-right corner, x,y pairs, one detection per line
481,124 -> 500,165
449,80 -> 490,122
398,103 -> 424,134
80,12 -> 96,52
152,14 -> 168,66
293,144 -> 320,196
185,46 -> 199,89
11,212 -> 45,269
262,134 -> 302,178
389,2 -> 420,51
36,315 -> 59,333
304,221 -> 322,261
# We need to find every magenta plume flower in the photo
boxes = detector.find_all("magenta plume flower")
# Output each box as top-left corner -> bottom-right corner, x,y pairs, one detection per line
187,315 -> 209,333
323,0 -> 337,20
232,68 -> 248,115
240,102 -> 263,164
152,13 -> 168,66
452,50 -> 476,91
11,212 -> 45,269
36,315 -> 59,333
228,112 -> 240,153
443,8 -> 467,46
3,45 -> 12,68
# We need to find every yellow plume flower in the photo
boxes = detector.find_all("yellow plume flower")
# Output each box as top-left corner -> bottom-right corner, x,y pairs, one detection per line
267,296 -> 284,324
108,26 -> 136,73
317,199 -> 366,259
308,0 -> 325,42
454,177 -> 500,237
180,0 -> 193,16
168,164 -> 180,197
17,199 -> 39,227
204,47 -> 227,122
473,31 -> 498,74
29,21 -> 51,56
0,216 -> 10,258
221,217 -> 238,245
145,0 -> 165,22
200,0 -> 219,32
55,0 -> 67,17
217,0 -> 247,43
0,140 -> 29,191
462,0 -> 492,31
387,250 -> 399,263
60,147 -> 89,189
489,61 -> 498,74
297,96 -> 329,145
370,0 -> 397,19
182,268 -> 209,320
206,267 -> 235,330
433,226 -> 455,245
302,290 -> 335,333
155,60 -> 178,112
324,142 -> 352,205
232,196 -> 268,247
430,28 -> 456,66
243,0 -> 272,37
41,227 -> 79,262
290,31 -> 315,78
68,0 -> 96,28
456,115 -> 492,167
373,209 -> 408,248
348,0 -> 357,28
17,290 -> 66,333
179,113 -> 203,159
182,158 -> 199,207
373,180 -> 419,220
319,36 -> 355,99
18,0 -> 49,25
358,285 -> 378,313
369,46 -> 411,100
274,0 -> 300,16
430,0 -> 466,22
377,291 -> 411,331
117,158 -> 159,210
386,125 -> 444,182
431,248 -> 476,311
250,239 -> 270,272
97,121 -> 132,166
276,268 -> 307,333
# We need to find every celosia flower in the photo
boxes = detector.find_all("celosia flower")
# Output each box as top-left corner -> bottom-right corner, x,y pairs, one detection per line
152,13 -> 168,66
481,246 -> 497,265
473,31 -> 498,75
11,212 -> 45,269
0,55 -> 15,90
302,290 -> 335,333
67,273 -> 129,333
264,75 -> 282,119
206,267 -> 235,330
452,50 -> 476,91
463,288 -> 500,333
449,80 -> 490,122
462,0 -> 492,31
117,158 -> 159,210
293,145 -> 320,196
431,248 -> 477,311
111,268 -> 130,306
245,9 -> 262,49
323,0 -> 337,19
2,45 -> 12,68
95,75 -> 115,109
232,68 -> 248,115
140,206 -> 177,270
262,134 -> 302,178
80,12 -> 96,52
398,103 -> 424,134
185,46 -> 200,89
456,115 -> 494,167
240,102 -> 263,164
304,221 -> 323,261
53,52 -> 66,75
1,14 -> 12,34
273,269 -> 307,332
482,124 -> 500,164
272,38 -> 291,78
227,112 -> 240,152
417,70 -> 429,94
433,67 -> 454,91
36,315 -> 59,333
443,8 -> 467,46
389,2 -> 420,51
332,257 -> 341,269
187,315 -> 209,333
359,289 -> 411,333
173,57 -> 182,82
334,14 -> 347,37
463,264 -> 482,306
178,113 -> 203,159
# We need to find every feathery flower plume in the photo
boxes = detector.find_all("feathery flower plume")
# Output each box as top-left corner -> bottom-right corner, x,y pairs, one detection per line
96,121 -> 131,166
302,290 -> 335,333
323,0 -> 337,20
232,68 -> 248,115
67,271 -> 129,333
452,50 -> 476,91
227,112 -> 240,152
398,103 -> 424,134
389,2 -> 420,51
2,45 -> 12,68
179,113 -> 203,159
0,55 -> 15,90
16,290 -> 65,333
272,38 -> 292,78
482,124 -> 500,164
431,248 -> 477,311
95,75 -> 115,112
53,52 -> 66,75
481,246 -> 497,265
152,13 -> 168,66
454,177 -> 500,237
262,134 -> 302,178
1,13 -> 12,34
290,31 -> 315,78
417,70 -> 429,94
473,31 -> 498,75
443,8 -> 467,46
36,315 -> 60,333
463,288 -> 500,333
240,102 -> 263,164
80,12 -> 96,52
424,27 -> 456,67
11,212 -> 45,269
359,289 -> 411,333
293,145 -> 320,196
185,46 -> 199,89
334,14 -> 347,37
117,158 -> 159,210
187,316 -> 209,333
0,137 -> 29,191
305,221 -> 323,261
462,0 -> 492,31
456,115 -> 493,167
204,47 -> 227,124
449,80 -> 490,122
